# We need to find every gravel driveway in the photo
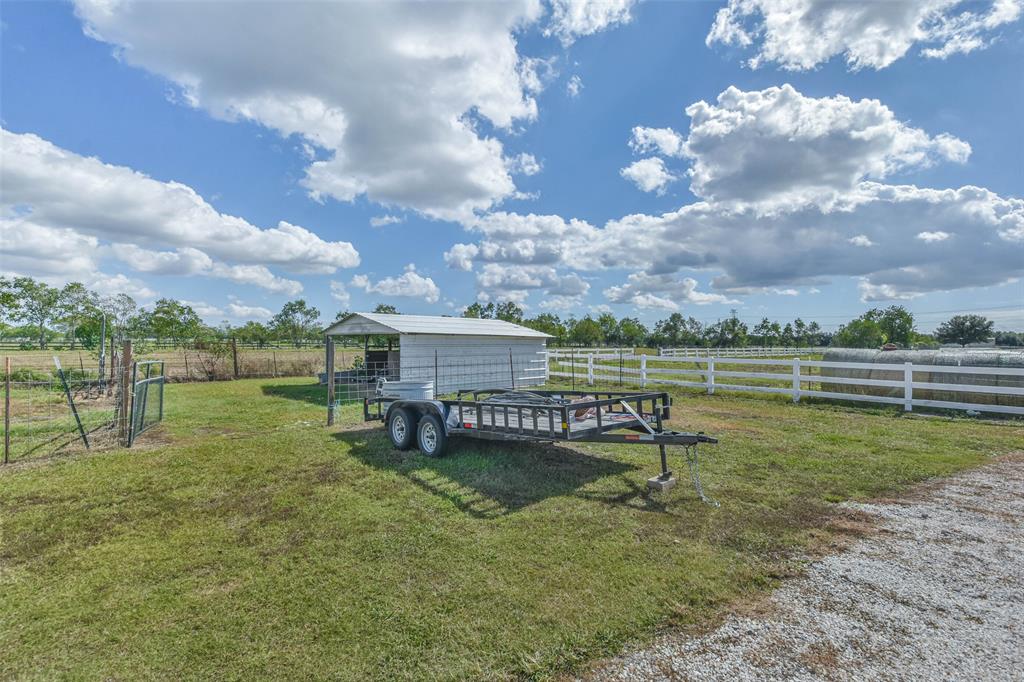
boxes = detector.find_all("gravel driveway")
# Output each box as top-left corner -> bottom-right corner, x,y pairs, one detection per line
587,458 -> 1024,682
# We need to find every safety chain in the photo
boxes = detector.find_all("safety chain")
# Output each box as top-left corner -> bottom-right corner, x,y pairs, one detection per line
685,443 -> 719,507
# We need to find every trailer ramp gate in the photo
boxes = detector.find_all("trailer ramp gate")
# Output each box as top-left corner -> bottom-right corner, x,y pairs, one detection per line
364,389 -> 718,505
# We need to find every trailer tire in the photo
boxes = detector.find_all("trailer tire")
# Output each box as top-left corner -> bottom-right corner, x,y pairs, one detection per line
387,407 -> 416,450
416,414 -> 447,457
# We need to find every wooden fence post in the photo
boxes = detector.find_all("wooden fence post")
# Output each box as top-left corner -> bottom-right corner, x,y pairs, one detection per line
904,362 -> 913,412
640,354 -> 647,389
706,358 -> 715,395
587,354 -> 594,386
231,338 -> 239,379
119,341 -> 133,446
326,336 -> 335,426
792,357 -> 801,403
4,356 -> 10,464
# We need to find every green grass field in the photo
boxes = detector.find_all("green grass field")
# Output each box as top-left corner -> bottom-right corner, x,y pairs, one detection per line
2,378 -> 1021,679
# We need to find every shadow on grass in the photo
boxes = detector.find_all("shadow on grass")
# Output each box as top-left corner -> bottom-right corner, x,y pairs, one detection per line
335,427 -> 638,519
260,382 -> 327,406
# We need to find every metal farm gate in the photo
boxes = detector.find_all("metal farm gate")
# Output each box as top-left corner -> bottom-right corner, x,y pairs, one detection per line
129,360 -> 165,446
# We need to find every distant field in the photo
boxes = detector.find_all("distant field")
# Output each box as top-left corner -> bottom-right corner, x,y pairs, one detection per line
2,346 -> 363,381
2,377 -> 1021,679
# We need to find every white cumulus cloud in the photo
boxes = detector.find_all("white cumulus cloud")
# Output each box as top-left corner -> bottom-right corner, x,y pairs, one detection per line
545,0 -> 636,46
620,157 -> 677,194
1,129 -> 359,288
352,264 -> 440,303
605,273 -> 738,311
683,85 -> 971,211
706,0 -> 1023,71
629,126 -> 685,157
71,0 -> 564,221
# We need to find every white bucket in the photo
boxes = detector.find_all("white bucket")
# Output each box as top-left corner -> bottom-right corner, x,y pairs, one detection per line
376,380 -> 434,400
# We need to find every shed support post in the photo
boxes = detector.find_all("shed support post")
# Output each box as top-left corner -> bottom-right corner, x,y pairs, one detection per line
640,354 -> 647,389
587,354 -> 594,386
792,357 -> 801,403
904,362 -> 913,412
326,336 -> 335,426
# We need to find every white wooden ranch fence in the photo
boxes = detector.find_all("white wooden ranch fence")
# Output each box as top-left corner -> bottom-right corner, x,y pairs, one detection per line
660,346 -> 825,358
548,354 -> 1024,416
547,347 -> 635,358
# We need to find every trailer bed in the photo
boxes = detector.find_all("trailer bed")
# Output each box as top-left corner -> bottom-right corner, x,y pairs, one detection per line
362,388 -> 720,503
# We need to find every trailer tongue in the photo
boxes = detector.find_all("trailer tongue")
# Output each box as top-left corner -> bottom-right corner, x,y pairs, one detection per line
363,388 -> 719,505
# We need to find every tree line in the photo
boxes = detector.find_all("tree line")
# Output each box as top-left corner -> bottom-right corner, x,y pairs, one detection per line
465,301 -> 1012,349
1,276 -> 1014,350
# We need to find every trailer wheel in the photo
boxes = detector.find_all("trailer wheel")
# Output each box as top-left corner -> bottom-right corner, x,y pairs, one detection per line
387,407 -> 416,450
416,414 -> 447,457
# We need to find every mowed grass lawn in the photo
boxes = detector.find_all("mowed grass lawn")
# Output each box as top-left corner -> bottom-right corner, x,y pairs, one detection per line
2,378 -> 1021,680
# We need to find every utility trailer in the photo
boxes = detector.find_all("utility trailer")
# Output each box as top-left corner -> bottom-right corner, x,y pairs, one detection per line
363,388 -> 719,503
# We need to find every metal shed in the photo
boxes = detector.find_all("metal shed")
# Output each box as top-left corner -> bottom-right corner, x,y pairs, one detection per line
323,312 -> 551,395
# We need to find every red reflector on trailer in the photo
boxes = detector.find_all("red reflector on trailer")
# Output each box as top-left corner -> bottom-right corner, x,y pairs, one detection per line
464,423 -> 473,429
625,434 -> 639,441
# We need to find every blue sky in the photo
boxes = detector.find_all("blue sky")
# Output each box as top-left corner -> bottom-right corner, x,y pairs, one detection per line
2,0 -> 1022,330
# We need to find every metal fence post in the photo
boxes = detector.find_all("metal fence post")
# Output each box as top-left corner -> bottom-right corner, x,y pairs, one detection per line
706,358 -> 715,395
792,357 -> 801,403
587,354 -> 594,386
4,356 -> 10,464
904,362 -> 913,412
326,336 -> 335,426
640,354 -> 647,389
119,341 -> 133,446
231,337 -> 239,379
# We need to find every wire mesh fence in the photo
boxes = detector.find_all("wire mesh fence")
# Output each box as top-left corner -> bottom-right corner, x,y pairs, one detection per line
3,354 -> 125,463
2,348 -> 172,463
4,341 -> 364,382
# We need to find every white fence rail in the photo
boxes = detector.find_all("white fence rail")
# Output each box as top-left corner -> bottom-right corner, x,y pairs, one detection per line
548,354 -> 1024,416
659,346 -> 825,358
547,347 -> 635,358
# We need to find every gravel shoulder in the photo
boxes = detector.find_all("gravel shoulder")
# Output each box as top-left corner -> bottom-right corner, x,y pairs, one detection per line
586,457 -> 1024,682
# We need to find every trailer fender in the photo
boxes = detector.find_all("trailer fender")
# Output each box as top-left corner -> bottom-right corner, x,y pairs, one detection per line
384,400 -> 451,434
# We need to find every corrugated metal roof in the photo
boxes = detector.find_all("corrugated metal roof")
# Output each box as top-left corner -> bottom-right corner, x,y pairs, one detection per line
325,312 -> 552,338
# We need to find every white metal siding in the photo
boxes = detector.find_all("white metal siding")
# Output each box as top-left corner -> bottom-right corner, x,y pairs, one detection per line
399,334 -> 548,393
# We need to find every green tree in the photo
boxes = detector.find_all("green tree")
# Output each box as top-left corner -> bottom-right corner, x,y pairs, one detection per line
272,300 -> 322,346
752,317 -> 775,346
597,313 -> 619,344
150,299 -> 202,345
373,304 -> 399,314
522,313 -> 565,342
833,318 -> 886,348
616,317 -> 648,347
57,282 -> 99,349
866,305 -> 915,347
805,321 -> 822,346
99,294 -> 139,344
0,276 -> 17,318
652,313 -> 704,347
10,277 -> 60,348
780,322 -> 795,346
463,302 -> 494,319
705,310 -> 748,347
494,301 -> 524,323
235,321 -> 272,347
994,331 -> 1023,347
568,316 -> 603,346
935,315 -> 994,346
